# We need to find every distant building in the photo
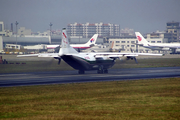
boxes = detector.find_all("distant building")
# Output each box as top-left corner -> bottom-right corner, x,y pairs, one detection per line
67,22 -> 120,38
0,21 -> 5,36
147,30 -> 179,43
0,22 -> 5,50
0,36 -> 3,50
120,28 -> 134,37
5,44 -> 21,50
18,27 -> 32,36
166,21 -> 180,42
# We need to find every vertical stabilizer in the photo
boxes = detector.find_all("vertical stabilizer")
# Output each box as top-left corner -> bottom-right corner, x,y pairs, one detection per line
59,28 -> 78,55
85,34 -> 98,46
135,32 -> 149,46
110,41 -> 115,49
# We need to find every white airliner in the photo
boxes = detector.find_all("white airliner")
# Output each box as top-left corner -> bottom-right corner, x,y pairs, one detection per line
82,41 -> 121,52
17,28 -> 163,74
46,34 -> 98,50
135,32 -> 180,53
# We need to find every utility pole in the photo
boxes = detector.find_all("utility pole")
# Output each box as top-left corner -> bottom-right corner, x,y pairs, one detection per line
15,21 -> 18,49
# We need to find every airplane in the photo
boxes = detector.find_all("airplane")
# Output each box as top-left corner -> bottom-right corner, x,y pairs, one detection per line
81,41 -> 119,52
17,28 -> 163,74
46,34 -> 98,51
135,32 -> 180,53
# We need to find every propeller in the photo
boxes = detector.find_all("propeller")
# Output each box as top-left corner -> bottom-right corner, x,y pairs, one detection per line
54,57 -> 61,65
134,57 -> 138,64
126,56 -> 138,64
58,58 -> 61,65
130,48 -> 133,53
127,48 -> 138,64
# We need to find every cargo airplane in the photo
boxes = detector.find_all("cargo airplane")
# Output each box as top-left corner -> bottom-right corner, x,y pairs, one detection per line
135,32 -> 180,53
17,28 -> 163,74
46,34 -> 98,51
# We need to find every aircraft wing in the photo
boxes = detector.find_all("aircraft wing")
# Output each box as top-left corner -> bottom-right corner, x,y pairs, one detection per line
94,52 -> 163,59
46,45 -> 60,49
17,53 -> 60,58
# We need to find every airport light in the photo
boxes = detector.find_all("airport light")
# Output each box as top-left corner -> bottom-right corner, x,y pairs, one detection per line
15,21 -> 18,49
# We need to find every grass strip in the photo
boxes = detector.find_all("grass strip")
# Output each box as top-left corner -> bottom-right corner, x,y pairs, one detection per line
0,78 -> 180,119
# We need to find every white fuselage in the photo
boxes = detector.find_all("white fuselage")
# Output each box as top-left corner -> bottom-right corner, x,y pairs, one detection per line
144,43 -> 180,51
46,44 -> 92,50
61,52 -> 115,71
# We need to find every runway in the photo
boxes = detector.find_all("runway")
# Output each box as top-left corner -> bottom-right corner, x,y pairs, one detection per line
0,67 -> 180,87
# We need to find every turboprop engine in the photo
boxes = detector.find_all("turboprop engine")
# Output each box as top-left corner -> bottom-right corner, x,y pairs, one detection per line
175,49 -> 180,52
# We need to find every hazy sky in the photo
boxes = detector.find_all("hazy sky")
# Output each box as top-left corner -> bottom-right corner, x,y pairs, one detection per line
0,0 -> 180,34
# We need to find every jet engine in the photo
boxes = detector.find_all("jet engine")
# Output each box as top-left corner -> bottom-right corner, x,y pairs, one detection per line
175,49 -> 180,52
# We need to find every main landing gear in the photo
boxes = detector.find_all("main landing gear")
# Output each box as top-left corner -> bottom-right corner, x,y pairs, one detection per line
78,66 -> 108,74
97,69 -> 108,74
97,65 -> 108,74
78,70 -> 85,74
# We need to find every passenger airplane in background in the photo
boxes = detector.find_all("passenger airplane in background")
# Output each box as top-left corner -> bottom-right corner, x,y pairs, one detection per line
135,32 -> 180,53
46,34 -> 98,51
82,41 -> 121,52
17,28 -> 163,74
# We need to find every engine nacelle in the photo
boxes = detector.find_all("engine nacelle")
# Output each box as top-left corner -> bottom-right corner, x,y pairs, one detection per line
126,56 -> 135,60
175,49 -> 180,52
161,48 -> 170,51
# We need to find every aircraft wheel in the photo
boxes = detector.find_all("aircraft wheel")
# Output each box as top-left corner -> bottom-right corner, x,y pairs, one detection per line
104,69 -> 108,74
97,65 -> 104,74
78,70 -> 85,74
97,69 -> 103,74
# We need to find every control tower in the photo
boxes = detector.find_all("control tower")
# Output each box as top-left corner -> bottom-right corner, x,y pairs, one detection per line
166,21 -> 180,42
